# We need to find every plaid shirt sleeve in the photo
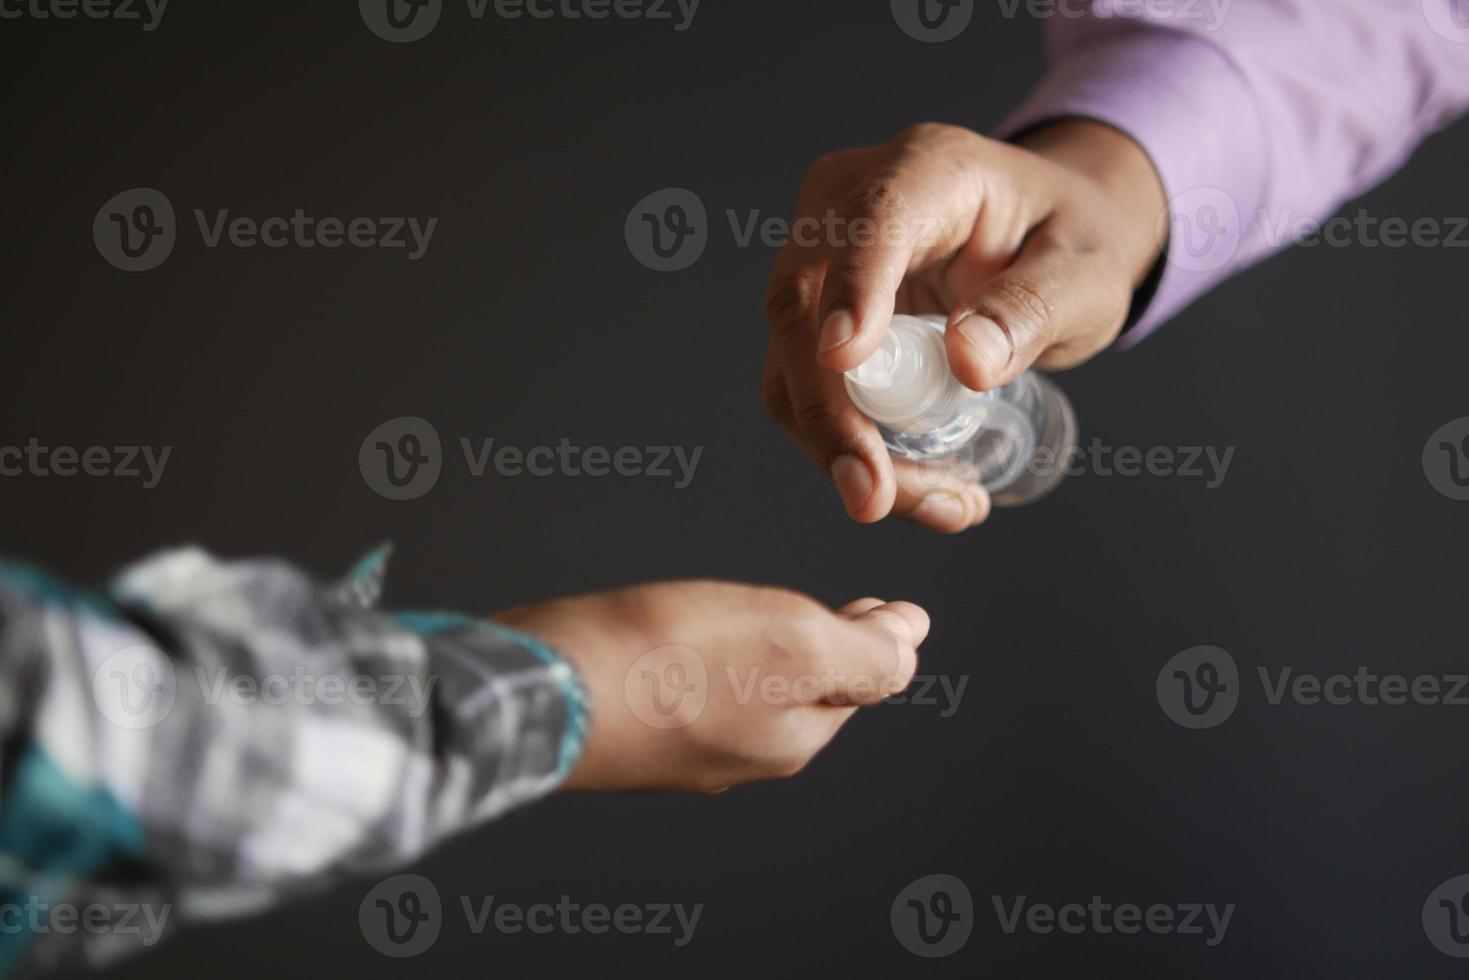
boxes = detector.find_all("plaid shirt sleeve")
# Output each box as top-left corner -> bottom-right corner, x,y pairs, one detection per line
0,546 -> 589,977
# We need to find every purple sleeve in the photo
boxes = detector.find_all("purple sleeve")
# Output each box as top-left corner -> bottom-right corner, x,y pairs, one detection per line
1001,0 -> 1469,345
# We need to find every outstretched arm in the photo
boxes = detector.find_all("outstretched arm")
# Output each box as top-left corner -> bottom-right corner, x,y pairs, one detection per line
0,550 -> 925,974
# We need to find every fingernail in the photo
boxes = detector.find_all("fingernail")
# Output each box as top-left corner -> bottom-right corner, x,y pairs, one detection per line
912,492 -> 966,526
955,313 -> 1014,372
819,310 -> 856,353
830,455 -> 872,515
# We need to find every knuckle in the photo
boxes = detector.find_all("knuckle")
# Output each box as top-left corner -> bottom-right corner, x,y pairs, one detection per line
887,120 -> 946,143
979,276 -> 1055,338
892,121 -> 950,146
844,177 -> 908,221
790,394 -> 840,437
892,122 -> 985,159
764,271 -> 820,329
820,260 -> 868,299
770,611 -> 829,667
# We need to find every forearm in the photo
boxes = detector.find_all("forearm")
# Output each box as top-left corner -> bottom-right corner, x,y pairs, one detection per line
1003,0 -> 1469,342
0,549 -> 587,974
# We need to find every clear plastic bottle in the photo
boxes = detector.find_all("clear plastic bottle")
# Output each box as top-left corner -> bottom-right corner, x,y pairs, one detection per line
843,314 -> 1078,506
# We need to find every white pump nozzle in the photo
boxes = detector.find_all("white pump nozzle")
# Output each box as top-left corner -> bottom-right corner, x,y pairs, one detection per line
843,315 -> 950,427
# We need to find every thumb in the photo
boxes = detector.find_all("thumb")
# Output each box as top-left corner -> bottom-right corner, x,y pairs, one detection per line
944,229 -> 1128,392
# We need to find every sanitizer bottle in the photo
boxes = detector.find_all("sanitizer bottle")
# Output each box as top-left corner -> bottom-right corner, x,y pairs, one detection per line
843,314 -> 1078,506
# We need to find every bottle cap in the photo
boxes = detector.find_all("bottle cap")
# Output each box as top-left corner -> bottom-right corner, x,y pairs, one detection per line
843,315 -> 948,427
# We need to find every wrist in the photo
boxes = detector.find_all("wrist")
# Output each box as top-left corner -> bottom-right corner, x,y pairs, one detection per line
1020,118 -> 1167,287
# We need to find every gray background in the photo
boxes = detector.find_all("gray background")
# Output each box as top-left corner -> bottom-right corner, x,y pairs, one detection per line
3,2 -> 1468,976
